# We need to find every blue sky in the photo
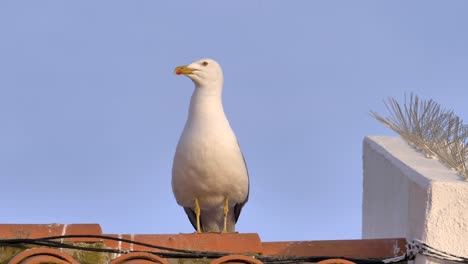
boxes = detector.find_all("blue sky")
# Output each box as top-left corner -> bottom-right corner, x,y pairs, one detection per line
1,1 -> 467,242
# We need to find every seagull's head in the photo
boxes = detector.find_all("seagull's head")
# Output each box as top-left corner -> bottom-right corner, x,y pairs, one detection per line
174,58 -> 223,90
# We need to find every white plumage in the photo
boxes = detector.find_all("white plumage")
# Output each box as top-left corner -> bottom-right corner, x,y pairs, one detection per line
172,58 -> 249,233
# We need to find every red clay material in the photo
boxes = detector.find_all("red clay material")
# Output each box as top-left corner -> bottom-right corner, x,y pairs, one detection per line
262,238 -> 406,259
0,224 -> 102,242
105,233 -> 262,254
109,252 -> 169,264
317,259 -> 356,264
7,248 -> 78,264
210,255 -> 263,264
1,224 -> 407,264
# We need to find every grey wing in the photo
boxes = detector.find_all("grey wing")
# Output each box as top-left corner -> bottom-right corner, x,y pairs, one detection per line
183,207 -> 201,231
234,143 -> 250,223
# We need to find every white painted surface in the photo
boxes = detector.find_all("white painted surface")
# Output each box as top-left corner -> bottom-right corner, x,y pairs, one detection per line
362,136 -> 468,264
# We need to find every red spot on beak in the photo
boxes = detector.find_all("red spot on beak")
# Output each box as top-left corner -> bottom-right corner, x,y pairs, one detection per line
176,70 -> 182,75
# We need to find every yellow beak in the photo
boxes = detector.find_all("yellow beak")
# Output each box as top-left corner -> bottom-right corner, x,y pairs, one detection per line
174,65 -> 196,75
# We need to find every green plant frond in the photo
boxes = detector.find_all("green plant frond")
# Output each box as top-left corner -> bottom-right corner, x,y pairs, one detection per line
372,93 -> 468,180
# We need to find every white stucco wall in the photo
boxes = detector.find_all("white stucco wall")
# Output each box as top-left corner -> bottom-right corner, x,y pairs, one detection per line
362,136 -> 468,264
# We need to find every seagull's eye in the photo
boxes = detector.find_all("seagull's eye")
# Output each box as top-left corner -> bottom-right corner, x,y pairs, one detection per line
202,61 -> 209,66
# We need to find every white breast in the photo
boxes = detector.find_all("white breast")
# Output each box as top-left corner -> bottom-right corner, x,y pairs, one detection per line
171,89 -> 249,209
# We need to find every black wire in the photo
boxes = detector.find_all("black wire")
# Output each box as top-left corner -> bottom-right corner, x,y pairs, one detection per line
1,237 -> 230,259
418,240 -> 468,262
0,239 -> 125,255
409,240 -> 468,264
36,234 -> 229,256
412,240 -> 468,263
0,235 -> 408,264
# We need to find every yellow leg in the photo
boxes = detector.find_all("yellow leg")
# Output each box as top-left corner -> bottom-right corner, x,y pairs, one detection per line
223,197 -> 229,233
195,198 -> 202,233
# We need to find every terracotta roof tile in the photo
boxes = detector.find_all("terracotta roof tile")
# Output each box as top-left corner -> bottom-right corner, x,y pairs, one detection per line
262,238 -> 406,259
0,224 -> 102,242
210,255 -> 263,264
0,224 -> 407,264
7,248 -> 79,264
109,252 -> 170,264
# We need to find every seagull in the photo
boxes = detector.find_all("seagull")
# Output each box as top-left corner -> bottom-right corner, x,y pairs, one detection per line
172,58 -> 249,233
